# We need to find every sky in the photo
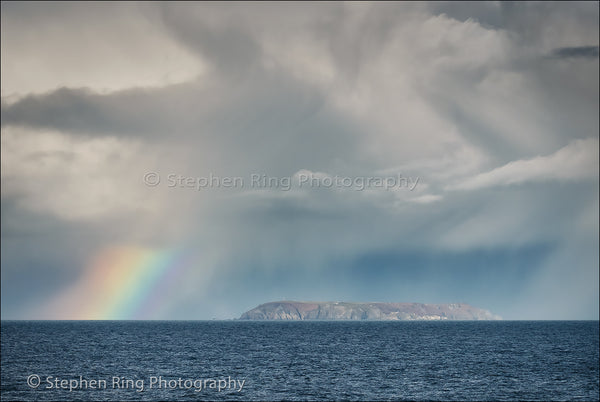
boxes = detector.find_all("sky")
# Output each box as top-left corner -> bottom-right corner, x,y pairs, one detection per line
1,1 -> 598,320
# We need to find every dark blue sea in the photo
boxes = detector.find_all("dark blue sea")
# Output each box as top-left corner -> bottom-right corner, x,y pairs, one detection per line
1,321 -> 598,401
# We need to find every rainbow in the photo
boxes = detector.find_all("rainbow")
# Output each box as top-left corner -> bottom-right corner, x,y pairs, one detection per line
41,246 -> 192,320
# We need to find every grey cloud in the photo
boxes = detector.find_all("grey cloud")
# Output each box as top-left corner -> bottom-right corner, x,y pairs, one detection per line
1,78 -> 367,177
549,45 -> 599,59
1,2 -> 598,319
499,2 -> 599,49
159,4 -> 263,78
25,150 -> 76,163
4,2 -> 596,165
1,196 -> 104,318
427,1 -> 504,28
2,85 -> 209,137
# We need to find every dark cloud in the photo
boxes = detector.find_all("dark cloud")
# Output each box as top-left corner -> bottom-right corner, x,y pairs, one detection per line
499,2 -> 599,48
2,85 -> 213,137
0,61 -> 374,177
549,45 -> 599,59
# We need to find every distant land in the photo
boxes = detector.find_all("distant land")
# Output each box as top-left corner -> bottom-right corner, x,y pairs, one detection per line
240,301 -> 502,321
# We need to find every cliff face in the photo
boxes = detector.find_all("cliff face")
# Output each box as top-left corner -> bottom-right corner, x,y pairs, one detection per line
240,301 -> 502,321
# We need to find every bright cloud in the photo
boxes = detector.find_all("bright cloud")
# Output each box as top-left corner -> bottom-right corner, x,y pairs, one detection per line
450,137 -> 599,190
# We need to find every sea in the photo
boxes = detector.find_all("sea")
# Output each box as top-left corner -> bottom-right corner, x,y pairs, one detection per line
1,321 -> 598,401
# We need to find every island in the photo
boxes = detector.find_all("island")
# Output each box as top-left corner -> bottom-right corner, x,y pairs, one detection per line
240,301 -> 502,321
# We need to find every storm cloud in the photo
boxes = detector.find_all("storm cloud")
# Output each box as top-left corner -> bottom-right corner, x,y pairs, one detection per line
1,2 -> 598,320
